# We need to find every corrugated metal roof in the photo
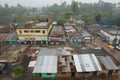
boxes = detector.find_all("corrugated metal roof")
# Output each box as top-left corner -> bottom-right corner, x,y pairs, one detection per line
76,20 -> 85,24
36,22 -> 48,27
33,56 -> 57,73
81,31 -> 91,37
0,34 -> 8,42
38,48 -> 71,56
38,48 -> 57,56
50,26 -> 64,37
28,61 -> 36,67
99,56 -> 119,70
5,32 -> 17,41
73,54 -> 102,72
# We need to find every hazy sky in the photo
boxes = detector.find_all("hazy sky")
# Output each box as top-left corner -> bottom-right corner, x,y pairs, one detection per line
0,0 -> 119,7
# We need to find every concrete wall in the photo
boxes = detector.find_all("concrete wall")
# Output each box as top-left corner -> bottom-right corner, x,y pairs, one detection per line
16,24 -> 52,41
16,29 -> 48,36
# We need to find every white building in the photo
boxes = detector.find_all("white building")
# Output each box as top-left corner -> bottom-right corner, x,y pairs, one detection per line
100,27 -> 120,44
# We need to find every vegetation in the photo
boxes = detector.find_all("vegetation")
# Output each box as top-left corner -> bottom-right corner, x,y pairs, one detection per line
0,1 -> 120,27
57,17 -> 67,26
41,0 -> 120,26
0,4 -> 38,25
12,65 -> 24,78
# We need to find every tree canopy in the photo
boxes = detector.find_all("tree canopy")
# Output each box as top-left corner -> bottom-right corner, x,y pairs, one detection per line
0,1 -> 120,27
12,66 -> 24,78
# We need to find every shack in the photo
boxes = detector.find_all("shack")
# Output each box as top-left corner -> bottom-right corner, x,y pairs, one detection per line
49,26 -> 65,45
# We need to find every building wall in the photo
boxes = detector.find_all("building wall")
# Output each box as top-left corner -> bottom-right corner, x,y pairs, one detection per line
100,30 -> 120,44
16,29 -> 48,36
18,36 -> 48,41
16,24 -> 52,41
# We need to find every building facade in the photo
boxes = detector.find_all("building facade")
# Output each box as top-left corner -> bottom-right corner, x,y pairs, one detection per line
16,18 -> 52,45
100,27 -> 120,44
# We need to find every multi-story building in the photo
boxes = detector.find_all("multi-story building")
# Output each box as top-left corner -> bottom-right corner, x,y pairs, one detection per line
16,18 -> 52,45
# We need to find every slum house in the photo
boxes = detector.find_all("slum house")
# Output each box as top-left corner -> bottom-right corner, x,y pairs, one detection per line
49,26 -> 65,45
80,48 -> 120,77
76,20 -> 85,28
100,27 -> 120,45
27,48 -> 72,78
73,54 -> 102,78
16,18 -> 53,46
27,48 -> 118,79
5,32 -> 18,44
74,26 -> 93,46
28,50 -> 104,78
87,24 -> 102,35
64,25 -> 83,47
27,48 -> 120,79
97,56 -> 119,77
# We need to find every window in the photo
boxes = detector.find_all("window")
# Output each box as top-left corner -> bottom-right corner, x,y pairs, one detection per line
61,72 -> 66,74
35,30 -> 40,33
47,73 -> 52,75
19,30 -> 22,34
31,30 -> 34,33
24,30 -> 29,33
42,30 -> 45,34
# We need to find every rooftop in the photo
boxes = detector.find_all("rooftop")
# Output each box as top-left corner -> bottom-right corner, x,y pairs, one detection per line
102,27 -> 120,35
17,18 -> 52,29
50,26 -> 64,37
0,34 -> 8,42
38,48 -> 71,56
33,56 -> 58,73
98,56 -> 119,70
5,32 -> 17,41
73,54 -> 102,72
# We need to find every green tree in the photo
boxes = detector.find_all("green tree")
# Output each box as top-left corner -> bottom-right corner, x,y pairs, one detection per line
57,17 -> 67,26
115,15 -> 120,27
65,13 -> 72,19
71,0 -> 78,16
95,14 -> 101,23
4,3 -> 8,8
12,66 -> 24,78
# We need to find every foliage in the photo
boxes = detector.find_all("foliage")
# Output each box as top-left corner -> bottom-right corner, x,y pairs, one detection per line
95,14 -> 101,23
12,66 -> 24,78
0,1 -> 120,26
64,13 -> 72,19
57,17 -> 67,26
115,15 -> 120,27
71,0 -> 78,15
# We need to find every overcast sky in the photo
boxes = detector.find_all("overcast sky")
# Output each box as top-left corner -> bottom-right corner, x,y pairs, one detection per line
0,0 -> 119,7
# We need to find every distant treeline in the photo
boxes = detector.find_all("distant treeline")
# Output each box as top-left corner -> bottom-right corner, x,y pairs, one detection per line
0,0 -> 120,27
0,4 -> 40,25
41,0 -> 120,26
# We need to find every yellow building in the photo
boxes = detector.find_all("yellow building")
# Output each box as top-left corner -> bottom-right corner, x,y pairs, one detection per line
16,18 -> 52,45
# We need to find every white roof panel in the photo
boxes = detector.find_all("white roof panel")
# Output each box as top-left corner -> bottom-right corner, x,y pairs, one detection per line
73,54 -> 102,72
33,56 -> 57,73
28,61 -> 36,67
73,55 -> 82,72
99,56 -> 119,70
